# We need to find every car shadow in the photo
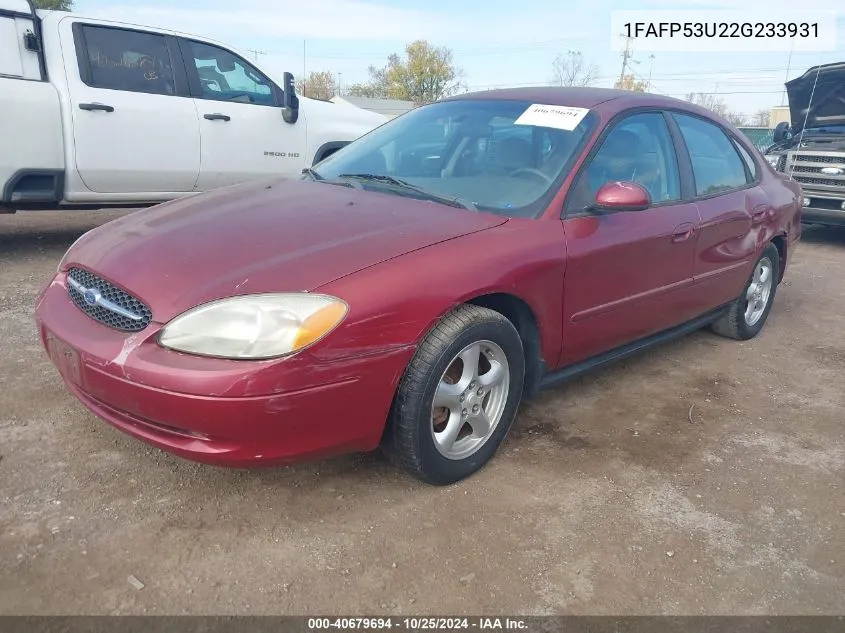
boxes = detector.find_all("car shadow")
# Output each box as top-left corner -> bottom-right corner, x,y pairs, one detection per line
0,209 -> 131,258
800,223 -> 845,246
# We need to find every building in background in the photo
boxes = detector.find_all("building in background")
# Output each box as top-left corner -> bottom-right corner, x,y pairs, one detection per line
770,106 -> 791,126
331,96 -> 416,119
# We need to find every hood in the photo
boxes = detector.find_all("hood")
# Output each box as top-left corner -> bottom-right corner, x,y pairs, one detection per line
785,62 -> 845,132
63,179 -> 507,324
303,96 -> 388,130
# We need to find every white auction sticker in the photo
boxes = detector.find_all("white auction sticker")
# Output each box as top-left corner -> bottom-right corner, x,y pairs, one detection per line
514,104 -> 590,131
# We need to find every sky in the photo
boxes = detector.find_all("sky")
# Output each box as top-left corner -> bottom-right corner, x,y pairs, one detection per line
73,0 -> 845,121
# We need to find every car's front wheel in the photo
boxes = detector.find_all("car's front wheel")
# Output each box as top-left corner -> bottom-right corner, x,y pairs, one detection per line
382,305 -> 525,485
711,242 -> 780,340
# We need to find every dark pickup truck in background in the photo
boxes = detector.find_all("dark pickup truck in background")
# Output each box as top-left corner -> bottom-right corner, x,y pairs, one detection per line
764,62 -> 845,228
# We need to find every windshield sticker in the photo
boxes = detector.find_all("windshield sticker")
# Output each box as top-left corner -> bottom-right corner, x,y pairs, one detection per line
514,104 -> 590,131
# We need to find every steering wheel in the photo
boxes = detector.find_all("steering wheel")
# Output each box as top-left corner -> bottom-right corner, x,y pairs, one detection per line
508,168 -> 553,185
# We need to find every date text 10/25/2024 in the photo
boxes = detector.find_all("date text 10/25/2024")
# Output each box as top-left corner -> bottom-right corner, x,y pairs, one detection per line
307,618 -> 528,630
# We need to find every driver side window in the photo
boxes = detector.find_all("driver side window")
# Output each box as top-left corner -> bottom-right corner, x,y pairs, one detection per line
569,111 -> 681,211
184,39 -> 275,106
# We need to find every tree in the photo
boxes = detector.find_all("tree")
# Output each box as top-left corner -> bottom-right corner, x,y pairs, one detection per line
551,51 -> 598,87
724,111 -> 748,127
296,71 -> 337,101
685,92 -> 746,126
353,40 -> 461,105
614,74 -> 647,92
347,65 -> 390,99
31,0 -> 73,9
685,92 -> 729,117
753,109 -> 771,127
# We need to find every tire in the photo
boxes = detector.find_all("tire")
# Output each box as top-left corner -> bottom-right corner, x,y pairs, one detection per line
710,243 -> 780,341
382,304 -> 525,485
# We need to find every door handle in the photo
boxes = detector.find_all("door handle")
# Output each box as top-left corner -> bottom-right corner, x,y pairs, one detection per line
79,102 -> 114,112
671,223 -> 696,243
204,113 -> 231,121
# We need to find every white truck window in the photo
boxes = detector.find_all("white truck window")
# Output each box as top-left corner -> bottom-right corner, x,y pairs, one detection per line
0,16 -> 24,77
77,25 -> 176,96
183,39 -> 275,106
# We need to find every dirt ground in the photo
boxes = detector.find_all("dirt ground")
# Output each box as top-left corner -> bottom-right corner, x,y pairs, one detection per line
0,210 -> 843,616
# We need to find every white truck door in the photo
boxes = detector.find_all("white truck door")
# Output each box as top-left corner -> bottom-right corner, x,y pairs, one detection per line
61,20 -> 201,194
177,37 -> 307,190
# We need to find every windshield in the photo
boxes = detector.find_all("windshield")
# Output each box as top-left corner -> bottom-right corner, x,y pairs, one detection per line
310,99 -> 596,218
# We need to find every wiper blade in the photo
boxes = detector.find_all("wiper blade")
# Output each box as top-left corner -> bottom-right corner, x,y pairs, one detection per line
336,173 -> 476,210
301,167 -> 324,181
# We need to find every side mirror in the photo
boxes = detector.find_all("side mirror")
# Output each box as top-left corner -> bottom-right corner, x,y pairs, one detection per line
593,181 -> 651,213
282,71 -> 299,124
772,121 -> 791,144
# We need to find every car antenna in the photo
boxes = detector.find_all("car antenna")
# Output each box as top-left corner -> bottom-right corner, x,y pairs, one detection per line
786,59 -> 824,180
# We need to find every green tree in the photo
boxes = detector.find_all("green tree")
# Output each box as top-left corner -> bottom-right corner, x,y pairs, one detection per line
615,74 -> 647,92
350,41 -> 461,105
31,0 -> 74,10
296,71 -> 337,101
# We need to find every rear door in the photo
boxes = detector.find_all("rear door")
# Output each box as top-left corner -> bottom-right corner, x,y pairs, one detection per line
559,110 -> 702,366
61,20 -> 201,193
177,37 -> 308,190
669,112 -> 761,310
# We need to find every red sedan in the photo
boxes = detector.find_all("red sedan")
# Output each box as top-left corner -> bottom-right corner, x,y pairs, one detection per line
35,87 -> 802,485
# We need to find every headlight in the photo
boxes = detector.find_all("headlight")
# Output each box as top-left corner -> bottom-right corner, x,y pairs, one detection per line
158,293 -> 348,359
765,154 -> 780,168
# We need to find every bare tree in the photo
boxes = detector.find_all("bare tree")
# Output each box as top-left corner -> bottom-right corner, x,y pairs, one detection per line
724,111 -> 748,127
685,92 -> 730,117
685,92 -> 748,126
296,71 -> 337,101
753,109 -> 771,127
550,51 -> 598,87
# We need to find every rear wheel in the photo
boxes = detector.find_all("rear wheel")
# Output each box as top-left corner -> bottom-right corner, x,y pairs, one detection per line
382,305 -> 525,485
710,243 -> 780,340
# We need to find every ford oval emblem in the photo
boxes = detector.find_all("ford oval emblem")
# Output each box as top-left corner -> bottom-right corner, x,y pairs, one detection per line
83,288 -> 101,306
821,166 -> 843,176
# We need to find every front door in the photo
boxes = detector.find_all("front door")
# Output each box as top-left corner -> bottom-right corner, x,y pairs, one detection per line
178,38 -> 308,191
62,20 -> 201,194
559,110 -> 702,367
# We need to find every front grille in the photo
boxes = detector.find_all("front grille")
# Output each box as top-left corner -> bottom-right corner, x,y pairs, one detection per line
785,151 -> 845,191
66,267 -> 152,332
792,164 -> 826,174
793,154 -> 844,164
776,155 -> 786,172
792,175 -> 841,187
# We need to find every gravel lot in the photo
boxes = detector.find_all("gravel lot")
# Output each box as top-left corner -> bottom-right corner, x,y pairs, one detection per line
1,210 -> 844,615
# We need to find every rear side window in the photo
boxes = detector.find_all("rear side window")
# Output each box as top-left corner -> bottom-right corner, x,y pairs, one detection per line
77,25 -> 176,96
732,139 -> 758,181
673,113 -> 749,196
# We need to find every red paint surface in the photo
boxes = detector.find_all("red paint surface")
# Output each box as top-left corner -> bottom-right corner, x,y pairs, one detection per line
34,89 -> 803,467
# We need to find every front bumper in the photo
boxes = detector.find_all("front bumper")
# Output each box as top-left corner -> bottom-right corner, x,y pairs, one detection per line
802,205 -> 845,227
34,274 -> 414,467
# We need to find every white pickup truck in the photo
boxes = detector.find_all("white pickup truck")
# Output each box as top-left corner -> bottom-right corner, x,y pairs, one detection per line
0,0 -> 386,212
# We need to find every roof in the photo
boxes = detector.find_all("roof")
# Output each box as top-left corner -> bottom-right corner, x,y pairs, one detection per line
443,86 -> 688,109
332,96 -> 416,115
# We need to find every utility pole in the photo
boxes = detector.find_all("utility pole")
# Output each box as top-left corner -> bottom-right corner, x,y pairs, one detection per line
246,48 -> 266,63
337,72 -> 343,97
618,35 -> 634,87
647,54 -> 655,91
303,40 -> 306,80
